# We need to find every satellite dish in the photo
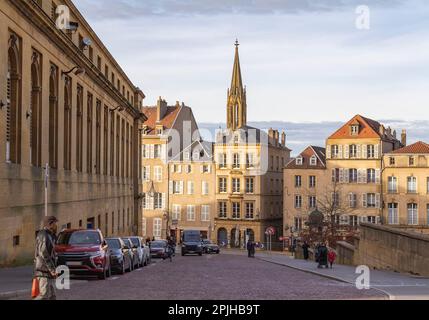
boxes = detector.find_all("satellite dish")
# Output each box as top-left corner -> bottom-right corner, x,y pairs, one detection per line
82,38 -> 92,47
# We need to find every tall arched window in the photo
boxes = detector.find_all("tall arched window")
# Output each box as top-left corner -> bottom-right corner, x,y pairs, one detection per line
76,85 -> 83,172
63,76 -> 72,170
30,50 -> 42,167
49,64 -> 59,168
6,33 -> 22,164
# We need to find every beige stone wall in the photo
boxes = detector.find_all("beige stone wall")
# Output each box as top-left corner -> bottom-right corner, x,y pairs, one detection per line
382,153 -> 429,227
0,0 -> 144,266
213,141 -> 290,246
356,223 -> 429,277
283,167 -> 328,235
169,161 -> 216,241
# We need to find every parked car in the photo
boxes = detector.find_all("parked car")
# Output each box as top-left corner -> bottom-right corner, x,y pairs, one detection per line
128,236 -> 151,267
56,229 -> 111,280
202,239 -> 220,254
122,238 -> 139,270
105,237 -> 132,275
181,230 -> 203,256
150,240 -> 168,259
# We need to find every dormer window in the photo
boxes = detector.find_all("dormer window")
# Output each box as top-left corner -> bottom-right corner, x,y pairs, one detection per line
351,124 -> 360,136
310,156 -> 317,166
193,151 -> 200,161
184,152 -> 190,161
156,126 -> 163,136
142,125 -> 148,135
296,157 -> 303,166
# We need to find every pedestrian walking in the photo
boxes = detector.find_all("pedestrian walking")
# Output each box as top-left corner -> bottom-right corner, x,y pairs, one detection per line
317,243 -> 329,269
251,241 -> 256,258
302,241 -> 310,261
328,250 -> 337,269
315,243 -> 321,263
33,216 -> 59,300
247,240 -> 253,258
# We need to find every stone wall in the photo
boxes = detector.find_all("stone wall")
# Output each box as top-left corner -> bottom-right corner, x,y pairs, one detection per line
355,223 -> 429,277
336,241 -> 355,266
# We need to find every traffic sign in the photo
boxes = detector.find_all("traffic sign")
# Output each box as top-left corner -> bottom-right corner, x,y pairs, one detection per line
265,226 -> 276,236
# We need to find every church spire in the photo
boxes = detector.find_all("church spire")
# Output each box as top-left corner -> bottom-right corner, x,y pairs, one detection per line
230,39 -> 244,94
227,39 -> 247,131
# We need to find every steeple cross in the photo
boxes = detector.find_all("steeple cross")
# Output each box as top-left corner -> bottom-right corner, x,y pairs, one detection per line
235,39 -> 240,48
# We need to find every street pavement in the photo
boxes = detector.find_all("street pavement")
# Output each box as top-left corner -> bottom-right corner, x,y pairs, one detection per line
246,250 -> 429,300
11,253 -> 386,300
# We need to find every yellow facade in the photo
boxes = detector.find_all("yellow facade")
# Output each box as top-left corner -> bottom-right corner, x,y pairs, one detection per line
0,0 -> 146,266
382,146 -> 429,233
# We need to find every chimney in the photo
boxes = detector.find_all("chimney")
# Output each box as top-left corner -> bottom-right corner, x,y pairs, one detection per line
401,129 -> 407,146
393,130 -> 397,139
156,97 -> 167,122
281,131 -> 286,146
379,125 -> 385,137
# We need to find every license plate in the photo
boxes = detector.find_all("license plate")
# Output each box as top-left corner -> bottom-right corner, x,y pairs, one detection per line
66,261 -> 82,266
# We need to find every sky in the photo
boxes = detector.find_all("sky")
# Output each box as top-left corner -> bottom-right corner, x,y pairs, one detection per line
73,0 -> 429,152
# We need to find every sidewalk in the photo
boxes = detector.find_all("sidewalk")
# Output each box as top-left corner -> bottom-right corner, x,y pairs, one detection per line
0,266 -> 33,300
253,251 -> 429,300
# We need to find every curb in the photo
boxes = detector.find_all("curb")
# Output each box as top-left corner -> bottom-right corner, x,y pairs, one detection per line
257,257 -> 393,300
0,289 -> 30,300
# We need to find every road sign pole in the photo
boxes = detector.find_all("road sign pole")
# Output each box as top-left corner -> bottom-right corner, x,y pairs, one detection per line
44,163 -> 49,217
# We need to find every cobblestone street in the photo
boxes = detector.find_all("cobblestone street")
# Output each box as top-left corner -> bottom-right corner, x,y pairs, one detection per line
47,254 -> 386,300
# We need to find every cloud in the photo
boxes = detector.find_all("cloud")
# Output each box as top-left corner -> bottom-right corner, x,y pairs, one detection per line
198,120 -> 429,156
73,0 -> 404,19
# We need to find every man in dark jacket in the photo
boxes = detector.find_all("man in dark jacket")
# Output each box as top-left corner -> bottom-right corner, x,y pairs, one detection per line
33,216 -> 58,300
247,240 -> 253,258
302,241 -> 310,261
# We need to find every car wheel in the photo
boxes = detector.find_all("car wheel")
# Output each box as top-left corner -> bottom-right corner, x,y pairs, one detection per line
99,266 -> 107,280
199,252 -> 203,256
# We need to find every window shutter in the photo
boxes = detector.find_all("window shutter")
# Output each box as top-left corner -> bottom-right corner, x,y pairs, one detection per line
374,144 -> 380,159
161,144 -> 167,162
331,169 -> 336,183
162,193 -> 166,209
375,169 -> 381,184
208,165 -> 211,173
180,181 -> 184,194
362,145 -> 368,159
177,165 -> 182,173
149,196 -> 154,210
326,145 -> 331,159
362,169 -> 367,184
169,181 -> 173,194
146,166 -> 151,181
344,169 -> 349,183
344,145 -> 349,159
357,145 -> 362,158
375,194 -> 381,208
338,145 -> 343,159
150,145 -> 155,159
339,168 -> 344,183
200,166 -> 204,174
362,194 -> 367,208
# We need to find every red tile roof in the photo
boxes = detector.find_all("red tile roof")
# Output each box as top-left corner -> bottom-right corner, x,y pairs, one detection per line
329,115 -> 397,141
142,106 -> 181,133
392,141 -> 429,154
285,146 -> 326,169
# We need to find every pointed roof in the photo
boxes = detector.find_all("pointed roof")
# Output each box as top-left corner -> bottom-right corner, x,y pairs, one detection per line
392,141 -> 429,154
230,39 -> 244,94
285,146 -> 326,169
328,115 -> 398,142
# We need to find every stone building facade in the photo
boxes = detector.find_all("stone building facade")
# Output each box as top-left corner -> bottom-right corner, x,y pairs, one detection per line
168,140 -> 216,241
141,98 -> 200,240
283,146 -> 327,236
0,0 -> 146,266
213,42 -> 291,247
382,141 -> 429,232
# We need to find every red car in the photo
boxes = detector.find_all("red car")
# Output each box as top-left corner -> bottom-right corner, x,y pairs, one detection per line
55,229 -> 111,280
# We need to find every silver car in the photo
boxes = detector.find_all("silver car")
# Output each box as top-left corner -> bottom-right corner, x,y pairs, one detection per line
128,236 -> 151,267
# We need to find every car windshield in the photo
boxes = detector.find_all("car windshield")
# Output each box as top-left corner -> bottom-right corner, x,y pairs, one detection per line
57,231 -> 101,245
106,239 -> 121,249
130,238 -> 140,247
183,233 -> 201,242
122,239 -> 132,247
151,241 -> 166,248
